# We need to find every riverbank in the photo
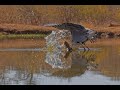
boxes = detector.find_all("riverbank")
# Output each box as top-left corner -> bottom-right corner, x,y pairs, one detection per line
0,23 -> 120,39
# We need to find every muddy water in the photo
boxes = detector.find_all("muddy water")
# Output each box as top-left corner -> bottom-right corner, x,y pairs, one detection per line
0,39 -> 120,85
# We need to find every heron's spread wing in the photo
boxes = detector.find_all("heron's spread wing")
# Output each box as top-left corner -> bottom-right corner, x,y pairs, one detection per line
49,23 -> 86,31
44,23 -> 89,43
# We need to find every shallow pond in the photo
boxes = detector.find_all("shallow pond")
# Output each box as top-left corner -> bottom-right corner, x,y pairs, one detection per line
0,39 -> 120,85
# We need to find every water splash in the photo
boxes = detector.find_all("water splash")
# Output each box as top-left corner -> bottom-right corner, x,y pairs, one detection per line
45,51 -> 71,69
45,48 -> 98,70
44,30 -> 71,69
44,30 -> 99,69
44,30 -> 71,52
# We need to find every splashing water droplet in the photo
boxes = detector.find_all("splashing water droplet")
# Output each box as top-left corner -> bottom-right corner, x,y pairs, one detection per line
44,30 -> 72,69
45,30 -> 71,52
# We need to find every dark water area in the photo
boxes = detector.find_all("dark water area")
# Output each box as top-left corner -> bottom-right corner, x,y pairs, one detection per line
0,39 -> 120,85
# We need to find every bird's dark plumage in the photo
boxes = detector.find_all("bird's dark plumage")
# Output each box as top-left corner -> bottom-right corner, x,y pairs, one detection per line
52,23 -> 85,31
45,23 -> 97,51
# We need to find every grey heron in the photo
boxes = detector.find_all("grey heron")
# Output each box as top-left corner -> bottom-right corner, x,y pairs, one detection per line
45,23 -> 97,51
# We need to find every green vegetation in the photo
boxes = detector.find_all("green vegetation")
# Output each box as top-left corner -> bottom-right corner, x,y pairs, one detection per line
0,34 -> 47,39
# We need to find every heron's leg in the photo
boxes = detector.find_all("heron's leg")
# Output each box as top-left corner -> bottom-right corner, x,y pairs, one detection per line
91,39 -> 94,43
90,39 -> 93,43
90,39 -> 95,43
91,39 -> 96,43
83,43 -> 90,51
93,39 -> 96,43
80,43 -> 86,51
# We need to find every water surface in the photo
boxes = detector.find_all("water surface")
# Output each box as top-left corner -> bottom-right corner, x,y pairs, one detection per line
0,39 -> 120,85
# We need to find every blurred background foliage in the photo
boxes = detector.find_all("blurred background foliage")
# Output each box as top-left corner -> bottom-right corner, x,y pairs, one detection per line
0,5 -> 120,27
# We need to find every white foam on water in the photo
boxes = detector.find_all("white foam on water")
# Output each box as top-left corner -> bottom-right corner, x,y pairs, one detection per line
45,30 -> 71,52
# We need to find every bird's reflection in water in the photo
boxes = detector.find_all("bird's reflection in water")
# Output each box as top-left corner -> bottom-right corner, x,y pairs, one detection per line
45,50 -> 98,78
0,49 -> 98,85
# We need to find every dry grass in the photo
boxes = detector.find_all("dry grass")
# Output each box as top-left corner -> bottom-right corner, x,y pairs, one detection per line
0,23 -> 57,31
0,5 -> 117,26
93,26 -> 120,33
